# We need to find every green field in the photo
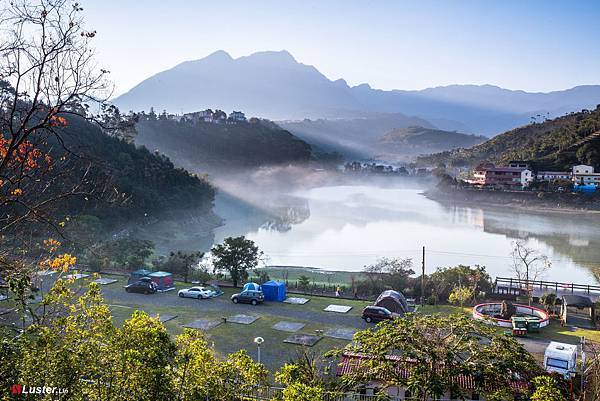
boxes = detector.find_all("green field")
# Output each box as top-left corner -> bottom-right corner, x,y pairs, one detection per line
253,266 -> 365,287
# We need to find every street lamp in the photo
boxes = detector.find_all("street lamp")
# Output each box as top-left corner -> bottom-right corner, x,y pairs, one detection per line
254,336 -> 264,364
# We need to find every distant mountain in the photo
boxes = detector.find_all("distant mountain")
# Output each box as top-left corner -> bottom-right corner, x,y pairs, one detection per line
375,126 -> 487,161
113,50 -> 600,136
279,113 -> 434,159
417,106 -> 600,170
134,116 -> 313,173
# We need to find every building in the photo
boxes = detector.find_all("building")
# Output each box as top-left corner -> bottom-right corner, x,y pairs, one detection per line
572,165 -> 600,186
197,109 -> 214,122
536,171 -> 571,181
471,164 -> 531,189
228,110 -> 246,122
508,160 -> 531,169
337,353 -> 529,400
573,164 -> 594,175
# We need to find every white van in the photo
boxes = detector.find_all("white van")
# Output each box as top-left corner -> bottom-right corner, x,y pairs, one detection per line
544,341 -> 577,379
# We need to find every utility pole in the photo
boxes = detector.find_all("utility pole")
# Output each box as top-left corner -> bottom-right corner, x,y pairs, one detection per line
421,246 -> 425,305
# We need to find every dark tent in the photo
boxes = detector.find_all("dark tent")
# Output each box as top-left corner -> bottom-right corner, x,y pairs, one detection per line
375,290 -> 408,315
128,269 -> 152,284
561,294 -> 595,328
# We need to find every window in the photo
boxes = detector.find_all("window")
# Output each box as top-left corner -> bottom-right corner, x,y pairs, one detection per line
546,357 -> 569,369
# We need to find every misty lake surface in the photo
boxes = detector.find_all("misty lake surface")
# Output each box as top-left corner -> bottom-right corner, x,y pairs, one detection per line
214,183 -> 600,284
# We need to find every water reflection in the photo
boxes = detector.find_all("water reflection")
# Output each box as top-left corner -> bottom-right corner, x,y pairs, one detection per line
215,184 -> 600,284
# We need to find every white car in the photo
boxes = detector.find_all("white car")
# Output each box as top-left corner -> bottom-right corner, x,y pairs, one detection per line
178,286 -> 214,299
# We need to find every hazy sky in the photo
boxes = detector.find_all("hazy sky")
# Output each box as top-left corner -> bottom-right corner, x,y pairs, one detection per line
84,0 -> 600,96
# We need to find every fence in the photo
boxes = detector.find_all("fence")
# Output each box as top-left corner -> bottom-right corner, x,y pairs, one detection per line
494,277 -> 600,296
239,386 -> 481,401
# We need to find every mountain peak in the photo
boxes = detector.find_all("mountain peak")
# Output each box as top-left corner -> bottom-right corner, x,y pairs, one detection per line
241,50 -> 297,63
205,50 -> 233,60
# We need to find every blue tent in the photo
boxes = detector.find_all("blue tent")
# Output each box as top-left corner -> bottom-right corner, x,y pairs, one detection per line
262,281 -> 286,302
128,269 -> 152,284
243,282 -> 261,292
574,184 -> 597,193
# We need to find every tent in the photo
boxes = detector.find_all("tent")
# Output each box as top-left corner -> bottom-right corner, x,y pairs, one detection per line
262,281 -> 286,302
561,294 -> 595,328
374,290 -> 409,315
148,271 -> 174,291
573,184 -> 596,194
128,269 -> 152,284
243,282 -> 262,292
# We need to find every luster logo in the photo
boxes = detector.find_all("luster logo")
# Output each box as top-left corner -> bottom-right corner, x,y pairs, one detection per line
11,384 -> 22,395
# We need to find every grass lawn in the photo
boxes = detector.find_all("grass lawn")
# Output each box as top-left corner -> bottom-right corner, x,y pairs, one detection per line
253,266 -> 365,288
528,320 -> 600,344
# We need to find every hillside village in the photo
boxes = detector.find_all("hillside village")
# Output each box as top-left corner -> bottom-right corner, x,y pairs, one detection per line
464,162 -> 600,193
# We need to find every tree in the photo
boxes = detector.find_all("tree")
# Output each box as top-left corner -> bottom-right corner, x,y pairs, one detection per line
4,280 -> 269,401
448,286 -> 473,307
211,236 -> 262,287
275,351 -> 332,401
297,275 -> 311,291
540,293 -> 558,314
100,238 -> 155,271
337,314 -> 542,401
361,257 -> 415,295
159,250 -> 204,283
530,376 -> 568,401
428,264 -> 492,302
0,0 -> 111,236
511,240 -> 551,305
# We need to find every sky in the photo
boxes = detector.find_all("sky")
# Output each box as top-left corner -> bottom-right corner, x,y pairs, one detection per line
84,0 -> 600,97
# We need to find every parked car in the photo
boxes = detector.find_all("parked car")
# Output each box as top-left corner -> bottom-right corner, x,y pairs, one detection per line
231,290 -> 264,305
361,306 -> 397,323
125,280 -> 157,294
178,286 -> 214,299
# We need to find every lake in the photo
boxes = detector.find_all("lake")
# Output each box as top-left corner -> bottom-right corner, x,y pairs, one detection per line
214,182 -> 600,284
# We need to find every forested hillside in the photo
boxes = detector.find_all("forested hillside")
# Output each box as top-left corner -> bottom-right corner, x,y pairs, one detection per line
377,126 -> 486,158
135,116 -> 313,172
46,115 -> 215,223
279,113 -> 433,158
418,106 -> 600,169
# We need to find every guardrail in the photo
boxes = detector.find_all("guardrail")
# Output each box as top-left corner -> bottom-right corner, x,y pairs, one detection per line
494,277 -> 600,295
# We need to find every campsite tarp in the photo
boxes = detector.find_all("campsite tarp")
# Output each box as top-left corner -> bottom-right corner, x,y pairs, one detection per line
262,281 -> 286,302
148,271 -> 174,291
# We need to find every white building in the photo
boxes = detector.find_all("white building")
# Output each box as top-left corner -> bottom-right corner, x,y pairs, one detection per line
573,165 -> 594,175
536,171 -> 571,181
228,111 -> 246,122
572,164 -> 600,186
521,169 -> 534,187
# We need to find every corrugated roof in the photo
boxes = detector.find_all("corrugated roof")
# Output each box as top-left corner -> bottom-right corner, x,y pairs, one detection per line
336,353 -> 529,392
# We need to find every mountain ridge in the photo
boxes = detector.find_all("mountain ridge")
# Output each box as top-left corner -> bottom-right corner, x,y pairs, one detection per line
113,50 -> 600,136
416,106 -> 600,170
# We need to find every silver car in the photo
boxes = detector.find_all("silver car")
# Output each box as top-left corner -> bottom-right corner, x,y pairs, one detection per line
178,286 -> 214,299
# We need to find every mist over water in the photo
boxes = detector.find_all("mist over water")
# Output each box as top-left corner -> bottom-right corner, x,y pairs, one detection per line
212,174 -> 600,284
